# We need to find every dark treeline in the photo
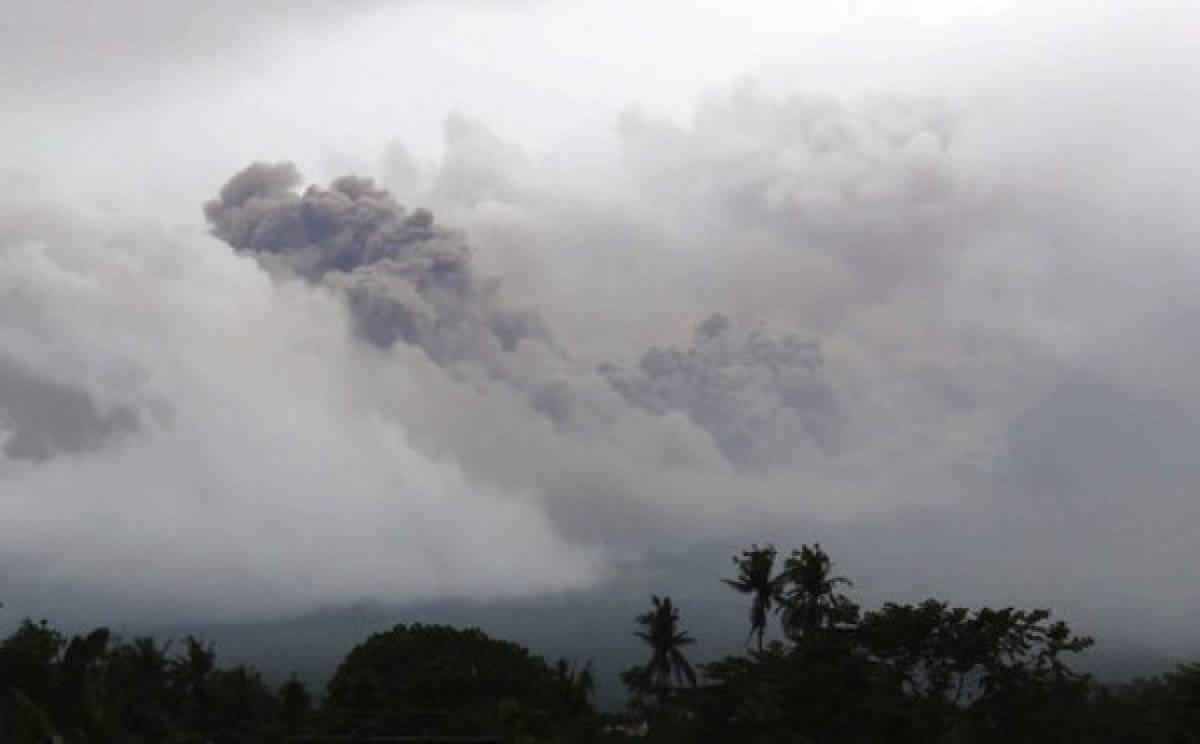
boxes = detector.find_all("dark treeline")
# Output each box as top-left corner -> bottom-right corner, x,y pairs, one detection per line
2,543 -> 1198,742
0,619 -> 594,743
623,543 -> 1200,743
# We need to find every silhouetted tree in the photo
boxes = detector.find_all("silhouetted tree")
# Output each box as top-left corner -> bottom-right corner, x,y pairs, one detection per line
325,623 -> 595,740
103,636 -> 174,739
724,543 -> 782,651
3,540 -> 1200,743
55,627 -> 110,738
172,634 -> 215,731
206,664 -> 276,739
777,543 -> 858,638
634,595 -> 698,694
277,676 -> 312,730
0,619 -> 65,741
621,596 -> 700,741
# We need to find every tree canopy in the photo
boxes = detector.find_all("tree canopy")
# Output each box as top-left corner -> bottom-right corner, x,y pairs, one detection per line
2,540 -> 1199,743
325,623 -> 595,741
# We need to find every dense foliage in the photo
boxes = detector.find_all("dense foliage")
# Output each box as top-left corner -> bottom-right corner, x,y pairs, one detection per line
0,621 -> 283,742
325,623 -> 595,741
2,542 -> 1198,742
621,543 -> 1200,743
0,619 -> 596,743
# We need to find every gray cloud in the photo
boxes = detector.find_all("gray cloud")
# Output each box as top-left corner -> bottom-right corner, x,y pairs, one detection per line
1,2 -> 379,103
355,50 -> 1200,650
601,314 -> 838,469
0,211 -> 604,622
0,354 -> 138,462
205,163 -> 848,476
205,163 -> 550,368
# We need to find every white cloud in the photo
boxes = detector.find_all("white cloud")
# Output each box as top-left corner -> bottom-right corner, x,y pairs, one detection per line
0,215 -> 604,621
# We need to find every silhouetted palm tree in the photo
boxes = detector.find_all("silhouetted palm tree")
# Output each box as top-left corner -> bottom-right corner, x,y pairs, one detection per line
777,543 -> 857,637
108,636 -> 173,736
634,595 -> 698,698
724,543 -> 782,651
57,627 -> 110,735
576,659 -> 595,704
173,635 -> 215,729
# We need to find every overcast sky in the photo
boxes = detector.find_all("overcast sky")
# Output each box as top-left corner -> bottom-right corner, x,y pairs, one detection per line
3,0 -> 1200,664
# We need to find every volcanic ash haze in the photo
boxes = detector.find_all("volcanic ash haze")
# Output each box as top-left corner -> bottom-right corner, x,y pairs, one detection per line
204,162 -> 842,472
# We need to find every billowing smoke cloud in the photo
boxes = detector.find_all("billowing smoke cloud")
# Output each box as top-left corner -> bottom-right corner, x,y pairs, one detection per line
0,206 -> 604,622
601,313 -> 837,469
204,163 -> 548,362
359,56 -> 1200,648
203,164 -> 844,473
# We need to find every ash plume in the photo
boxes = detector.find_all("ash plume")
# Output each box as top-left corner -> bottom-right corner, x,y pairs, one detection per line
204,163 -> 549,366
206,164 -> 841,471
601,313 -> 838,469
